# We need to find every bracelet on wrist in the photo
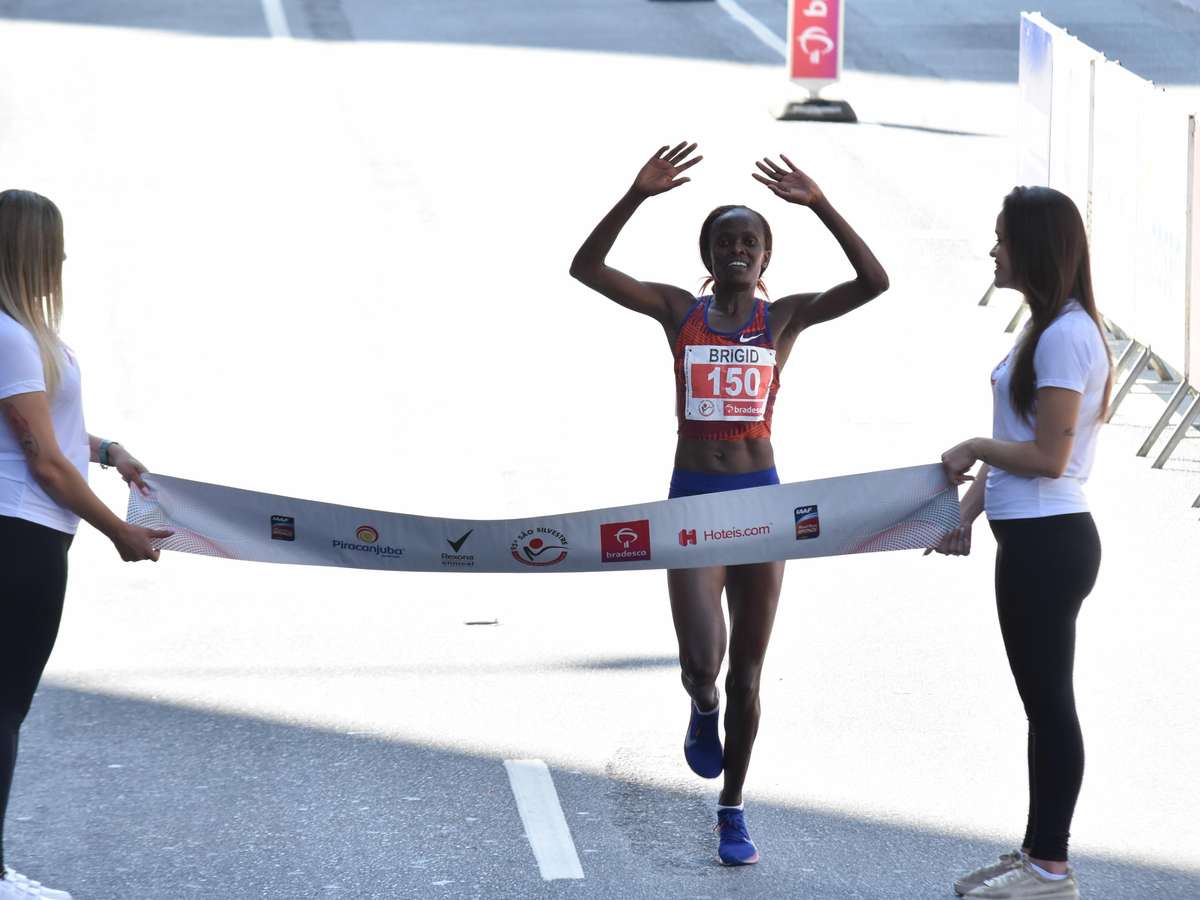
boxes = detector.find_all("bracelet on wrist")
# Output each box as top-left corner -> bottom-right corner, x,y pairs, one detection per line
99,439 -> 120,469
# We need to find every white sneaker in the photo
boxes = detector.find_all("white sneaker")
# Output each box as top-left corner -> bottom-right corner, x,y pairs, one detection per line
1,868 -> 74,900
964,859 -> 1080,899
955,849 -> 1024,895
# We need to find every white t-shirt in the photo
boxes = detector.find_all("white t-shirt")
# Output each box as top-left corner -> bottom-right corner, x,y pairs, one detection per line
985,302 -> 1109,520
0,312 -> 89,534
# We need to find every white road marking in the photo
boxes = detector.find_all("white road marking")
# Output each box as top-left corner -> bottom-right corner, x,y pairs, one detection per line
716,0 -> 787,59
503,759 -> 585,881
260,0 -> 292,39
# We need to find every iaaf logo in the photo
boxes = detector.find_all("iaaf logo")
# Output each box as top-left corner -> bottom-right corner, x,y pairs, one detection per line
679,524 -> 771,546
600,520 -> 651,564
795,505 -> 820,540
511,526 -> 569,567
333,524 -> 404,558
270,514 -> 295,542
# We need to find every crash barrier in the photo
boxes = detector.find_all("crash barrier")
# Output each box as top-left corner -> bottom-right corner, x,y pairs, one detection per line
1005,13 -> 1200,506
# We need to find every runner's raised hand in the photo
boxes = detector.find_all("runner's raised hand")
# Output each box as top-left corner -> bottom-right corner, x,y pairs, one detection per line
631,142 -> 703,197
753,154 -> 824,206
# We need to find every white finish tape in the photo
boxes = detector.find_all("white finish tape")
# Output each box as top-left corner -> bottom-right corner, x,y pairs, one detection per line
126,464 -> 958,573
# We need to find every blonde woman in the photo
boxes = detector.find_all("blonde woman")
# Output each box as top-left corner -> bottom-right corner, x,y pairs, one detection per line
0,189 -> 171,900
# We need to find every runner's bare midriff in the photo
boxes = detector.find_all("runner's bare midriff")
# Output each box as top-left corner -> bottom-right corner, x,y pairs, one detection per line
673,436 -> 776,474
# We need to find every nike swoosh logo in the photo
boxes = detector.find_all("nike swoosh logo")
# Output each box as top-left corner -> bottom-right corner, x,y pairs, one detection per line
739,332 -> 764,343
447,530 -> 473,552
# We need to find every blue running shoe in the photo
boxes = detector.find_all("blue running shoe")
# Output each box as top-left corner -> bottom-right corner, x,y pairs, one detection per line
683,702 -> 723,778
716,807 -> 760,866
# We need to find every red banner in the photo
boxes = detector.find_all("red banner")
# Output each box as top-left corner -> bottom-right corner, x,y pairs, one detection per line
788,0 -> 843,86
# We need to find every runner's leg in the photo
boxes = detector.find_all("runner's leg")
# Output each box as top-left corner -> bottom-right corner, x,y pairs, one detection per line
720,560 -> 784,806
668,566 -> 727,711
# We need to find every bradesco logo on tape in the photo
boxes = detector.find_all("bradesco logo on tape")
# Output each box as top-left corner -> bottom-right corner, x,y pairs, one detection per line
678,523 -> 772,546
511,526 -> 569,567
683,345 -> 775,422
333,524 -> 405,559
789,0 -> 841,83
600,520 -> 651,564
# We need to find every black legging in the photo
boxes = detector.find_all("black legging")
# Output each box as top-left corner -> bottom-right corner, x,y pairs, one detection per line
990,512 -> 1100,863
0,514 -> 72,872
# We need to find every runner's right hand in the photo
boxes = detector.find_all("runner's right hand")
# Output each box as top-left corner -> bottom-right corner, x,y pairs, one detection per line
112,523 -> 174,562
631,142 -> 703,197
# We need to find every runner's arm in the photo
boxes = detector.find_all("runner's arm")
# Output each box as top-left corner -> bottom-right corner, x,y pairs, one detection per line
769,196 -> 889,336
570,143 -> 702,327
569,190 -> 691,326
752,156 -> 888,340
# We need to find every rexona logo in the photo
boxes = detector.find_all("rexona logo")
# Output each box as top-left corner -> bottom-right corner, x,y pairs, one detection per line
600,520 -> 651,564
443,529 -> 476,569
511,526 -> 569,567
270,515 -> 295,542
795,505 -> 821,540
333,524 -> 404,558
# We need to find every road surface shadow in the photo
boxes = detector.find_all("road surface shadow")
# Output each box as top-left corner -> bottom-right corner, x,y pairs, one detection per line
7,685 -> 1198,899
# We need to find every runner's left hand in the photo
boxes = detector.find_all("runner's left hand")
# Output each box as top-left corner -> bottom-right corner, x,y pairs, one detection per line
753,155 -> 824,206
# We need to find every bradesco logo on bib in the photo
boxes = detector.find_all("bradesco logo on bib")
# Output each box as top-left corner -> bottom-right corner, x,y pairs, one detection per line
684,345 -> 775,421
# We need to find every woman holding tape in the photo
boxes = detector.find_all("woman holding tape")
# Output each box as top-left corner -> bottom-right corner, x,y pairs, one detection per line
570,142 -> 888,865
0,189 -> 171,900
933,187 -> 1111,900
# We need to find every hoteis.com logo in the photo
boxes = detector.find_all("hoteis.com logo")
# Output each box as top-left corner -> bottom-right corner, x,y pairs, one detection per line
600,520 -> 651,564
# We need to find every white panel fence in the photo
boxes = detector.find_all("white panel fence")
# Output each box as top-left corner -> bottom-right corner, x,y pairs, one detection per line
1007,12 -> 1200,508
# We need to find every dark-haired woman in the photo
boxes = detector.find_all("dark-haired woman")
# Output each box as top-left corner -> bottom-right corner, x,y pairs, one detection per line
0,189 -> 171,900
934,187 -> 1111,900
569,142 -> 888,865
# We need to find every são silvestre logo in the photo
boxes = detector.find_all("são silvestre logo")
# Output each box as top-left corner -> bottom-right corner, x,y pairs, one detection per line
511,526 -> 569,567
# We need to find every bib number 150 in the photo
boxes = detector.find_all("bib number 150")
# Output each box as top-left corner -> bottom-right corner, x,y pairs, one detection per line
684,345 -> 776,422
707,366 -> 762,399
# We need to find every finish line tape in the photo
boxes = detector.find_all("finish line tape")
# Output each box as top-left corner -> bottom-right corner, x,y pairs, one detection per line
126,464 -> 959,573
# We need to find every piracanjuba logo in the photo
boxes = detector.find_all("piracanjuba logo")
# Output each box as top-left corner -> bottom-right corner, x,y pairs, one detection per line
333,524 -> 404,558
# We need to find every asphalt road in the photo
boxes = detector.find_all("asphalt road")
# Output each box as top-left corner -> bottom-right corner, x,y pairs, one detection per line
1,2 -> 1198,899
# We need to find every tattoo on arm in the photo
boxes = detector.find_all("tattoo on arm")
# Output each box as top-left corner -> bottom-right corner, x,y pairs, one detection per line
1,401 -> 41,460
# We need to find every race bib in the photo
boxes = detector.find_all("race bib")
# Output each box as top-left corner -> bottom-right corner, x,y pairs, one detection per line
683,344 -> 776,422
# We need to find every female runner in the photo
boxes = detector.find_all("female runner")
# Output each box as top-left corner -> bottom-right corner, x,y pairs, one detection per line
933,187 -> 1110,900
570,142 -> 889,865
